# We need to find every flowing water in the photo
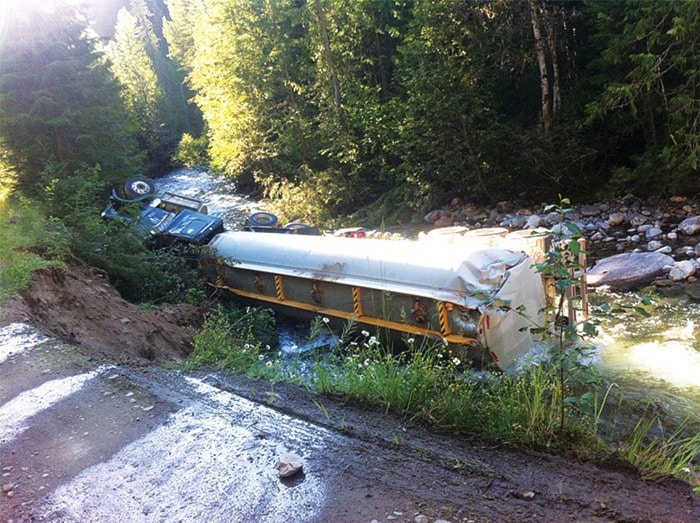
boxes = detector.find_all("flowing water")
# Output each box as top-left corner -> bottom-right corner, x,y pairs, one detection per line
154,168 -> 269,230
590,292 -> 700,429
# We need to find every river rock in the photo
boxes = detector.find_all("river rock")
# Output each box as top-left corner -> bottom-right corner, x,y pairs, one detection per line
607,212 -> 626,226
424,209 -> 454,224
685,281 -> 700,302
645,226 -> 663,240
503,215 -> 527,229
580,204 -> 601,217
434,216 -> 454,228
630,214 -> 647,227
669,260 -> 697,282
525,214 -> 541,229
587,252 -> 674,290
543,211 -> 563,225
647,240 -> 664,251
678,216 -> 700,235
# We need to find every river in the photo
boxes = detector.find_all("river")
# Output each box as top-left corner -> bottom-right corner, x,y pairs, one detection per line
165,169 -> 700,429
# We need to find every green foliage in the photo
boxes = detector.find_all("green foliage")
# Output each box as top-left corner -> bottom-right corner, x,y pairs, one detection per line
3,0 -> 698,230
0,1 -> 143,196
30,166 -> 207,305
174,133 -> 210,169
306,331 -> 586,448
621,417 -> 700,484
186,305 -> 277,371
184,308 -> 696,483
584,0 -> 700,196
106,0 -> 195,174
159,0 -> 698,217
0,199 -> 66,300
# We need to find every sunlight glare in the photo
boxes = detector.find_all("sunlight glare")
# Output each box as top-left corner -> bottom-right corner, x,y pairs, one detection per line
627,341 -> 700,389
1,0 -> 84,31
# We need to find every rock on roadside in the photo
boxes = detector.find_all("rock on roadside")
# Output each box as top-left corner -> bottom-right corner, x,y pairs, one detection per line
277,453 -> 304,478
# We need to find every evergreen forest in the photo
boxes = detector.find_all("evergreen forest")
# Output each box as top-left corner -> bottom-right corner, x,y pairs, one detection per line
1,0 -> 698,225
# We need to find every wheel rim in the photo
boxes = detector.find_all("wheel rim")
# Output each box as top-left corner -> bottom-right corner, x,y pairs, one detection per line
131,181 -> 152,195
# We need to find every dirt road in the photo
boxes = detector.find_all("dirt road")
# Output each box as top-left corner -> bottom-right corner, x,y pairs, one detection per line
1,265 -> 699,522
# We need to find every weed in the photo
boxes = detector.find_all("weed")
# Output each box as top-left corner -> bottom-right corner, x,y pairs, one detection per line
621,417 -> 700,483
313,399 -> 331,422
186,305 -> 276,372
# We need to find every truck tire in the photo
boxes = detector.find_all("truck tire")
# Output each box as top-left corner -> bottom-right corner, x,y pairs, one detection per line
246,212 -> 279,228
121,177 -> 156,201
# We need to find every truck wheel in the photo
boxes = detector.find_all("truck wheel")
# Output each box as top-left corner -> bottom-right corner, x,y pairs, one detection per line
246,212 -> 279,227
121,177 -> 156,200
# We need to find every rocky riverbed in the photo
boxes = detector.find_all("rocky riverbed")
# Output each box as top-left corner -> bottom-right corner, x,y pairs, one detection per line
422,195 -> 700,293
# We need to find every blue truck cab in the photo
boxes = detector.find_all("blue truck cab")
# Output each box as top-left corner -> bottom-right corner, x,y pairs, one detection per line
101,178 -> 225,248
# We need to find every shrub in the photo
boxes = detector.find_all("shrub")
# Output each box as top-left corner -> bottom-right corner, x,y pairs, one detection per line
187,305 -> 277,371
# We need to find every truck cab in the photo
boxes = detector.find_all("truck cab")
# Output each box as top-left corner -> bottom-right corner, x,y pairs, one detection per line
101,178 -> 225,248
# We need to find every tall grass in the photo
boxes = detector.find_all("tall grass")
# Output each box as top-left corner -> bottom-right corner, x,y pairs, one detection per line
185,305 -> 277,372
621,417 -> 700,488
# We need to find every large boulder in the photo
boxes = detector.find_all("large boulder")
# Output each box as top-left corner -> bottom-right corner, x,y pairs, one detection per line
587,252 -> 673,290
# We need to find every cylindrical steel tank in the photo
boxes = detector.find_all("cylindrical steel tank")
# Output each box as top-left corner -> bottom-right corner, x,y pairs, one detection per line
200,231 -> 547,370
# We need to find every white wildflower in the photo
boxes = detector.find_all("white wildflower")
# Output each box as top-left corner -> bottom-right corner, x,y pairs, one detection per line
361,330 -> 370,337
322,317 -> 330,324
452,357 -> 461,366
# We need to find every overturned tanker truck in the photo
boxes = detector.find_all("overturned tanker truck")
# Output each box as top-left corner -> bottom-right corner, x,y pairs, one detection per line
199,227 -> 584,370
103,179 -> 585,370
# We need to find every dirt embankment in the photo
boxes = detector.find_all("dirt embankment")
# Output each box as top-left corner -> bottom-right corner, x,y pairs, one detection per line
0,264 -> 202,364
2,263 -> 700,522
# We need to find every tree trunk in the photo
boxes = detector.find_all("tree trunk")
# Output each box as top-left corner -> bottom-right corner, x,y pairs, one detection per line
313,0 -> 342,112
529,0 -> 552,133
544,4 -> 562,116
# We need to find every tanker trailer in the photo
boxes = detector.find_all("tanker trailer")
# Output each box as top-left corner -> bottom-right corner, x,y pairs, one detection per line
199,231 -> 547,370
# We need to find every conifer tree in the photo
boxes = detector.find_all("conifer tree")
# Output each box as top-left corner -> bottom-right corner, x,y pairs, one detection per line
0,0 -> 142,196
